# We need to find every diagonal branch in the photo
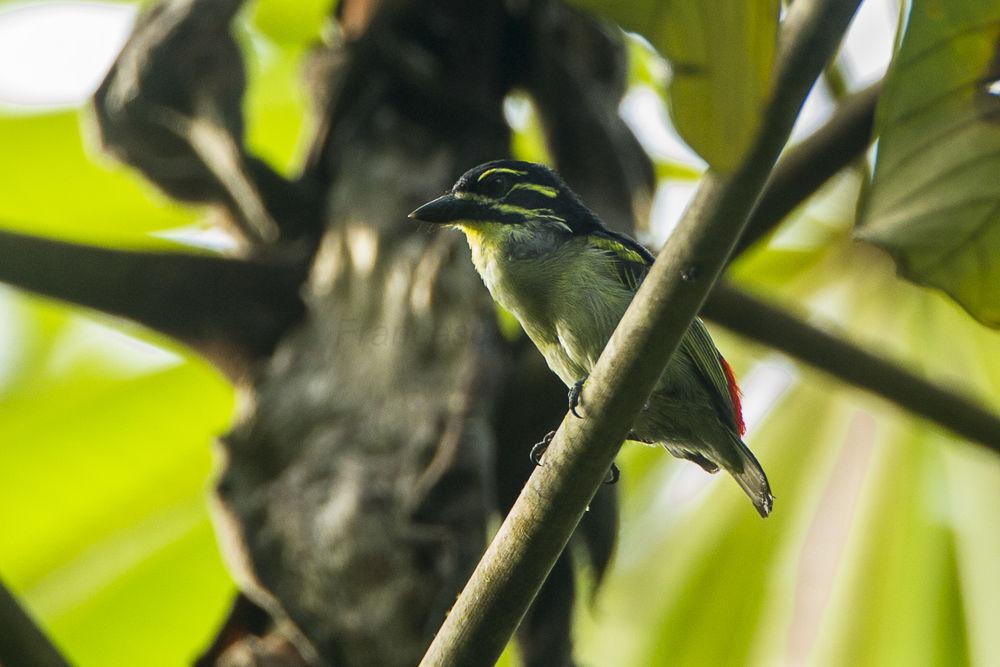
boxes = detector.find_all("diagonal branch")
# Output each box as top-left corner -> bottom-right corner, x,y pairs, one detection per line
419,1 -> 864,663
0,230 -> 304,377
94,0 -> 322,247
703,284 -> 1000,452
0,577 -> 69,667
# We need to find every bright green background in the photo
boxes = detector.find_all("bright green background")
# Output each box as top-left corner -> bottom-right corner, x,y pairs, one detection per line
2,1 -> 998,665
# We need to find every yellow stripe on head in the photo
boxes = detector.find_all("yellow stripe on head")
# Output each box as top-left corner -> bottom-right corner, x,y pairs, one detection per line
452,189 -> 572,234
510,182 -> 558,198
477,167 -> 528,182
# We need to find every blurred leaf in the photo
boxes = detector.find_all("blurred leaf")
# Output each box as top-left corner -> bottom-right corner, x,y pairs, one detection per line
240,37 -> 312,176
569,0 -> 780,170
578,376 -> 850,666
857,1 -> 1000,328
812,426 -> 970,666
0,357 -> 233,584
0,5 -> 300,663
0,111 -> 198,245
250,0 -> 333,46
0,325 -> 235,665
41,512 -> 235,666
944,444 -> 1000,665
729,170 -> 863,295
0,287 -> 73,398
654,0 -> 779,171
507,91 -> 553,165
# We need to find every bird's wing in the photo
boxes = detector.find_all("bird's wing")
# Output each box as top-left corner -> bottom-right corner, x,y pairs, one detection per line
587,229 -> 655,292
587,229 -> 745,435
680,318 -> 746,435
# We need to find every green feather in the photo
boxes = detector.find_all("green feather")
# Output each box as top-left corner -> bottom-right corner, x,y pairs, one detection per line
584,231 -> 740,431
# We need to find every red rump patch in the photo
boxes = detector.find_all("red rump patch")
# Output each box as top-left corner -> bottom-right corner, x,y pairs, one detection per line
719,355 -> 746,436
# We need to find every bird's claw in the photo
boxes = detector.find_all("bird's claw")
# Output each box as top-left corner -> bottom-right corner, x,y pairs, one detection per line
530,430 -> 556,466
531,429 -> 618,484
604,462 -> 620,485
568,378 -> 585,418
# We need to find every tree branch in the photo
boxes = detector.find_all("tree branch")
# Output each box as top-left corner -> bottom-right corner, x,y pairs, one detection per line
702,283 -> 1000,453
94,0 -> 323,247
419,1 -> 863,663
0,577 -> 69,667
735,80 -> 880,256
0,230 -> 304,378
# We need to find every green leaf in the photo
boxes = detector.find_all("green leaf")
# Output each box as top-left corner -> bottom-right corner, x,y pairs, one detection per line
507,92 -> 553,166
569,0 -> 780,171
240,38 -> 313,176
40,512 -> 235,666
250,0 -> 334,46
654,0 -> 779,171
944,445 -> 1000,664
0,111 -> 198,245
0,315 -> 236,664
856,1 -> 1000,328
0,356 -> 233,584
812,427 -> 970,666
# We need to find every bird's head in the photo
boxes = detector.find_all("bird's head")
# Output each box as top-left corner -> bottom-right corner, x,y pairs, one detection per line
408,160 -> 601,252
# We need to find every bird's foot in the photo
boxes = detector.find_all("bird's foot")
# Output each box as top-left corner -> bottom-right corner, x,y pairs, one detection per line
604,462 -> 620,485
530,430 -> 556,466
531,429 -> 618,483
568,378 -> 586,418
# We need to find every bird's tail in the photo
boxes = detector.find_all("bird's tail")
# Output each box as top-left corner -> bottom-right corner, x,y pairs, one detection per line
722,436 -> 773,518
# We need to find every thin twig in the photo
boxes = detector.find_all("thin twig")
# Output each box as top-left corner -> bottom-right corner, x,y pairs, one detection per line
703,283 -> 1000,453
419,1 -> 864,663
0,230 -> 304,378
0,577 -> 70,667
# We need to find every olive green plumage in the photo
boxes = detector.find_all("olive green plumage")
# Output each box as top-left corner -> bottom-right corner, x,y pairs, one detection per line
410,160 -> 773,517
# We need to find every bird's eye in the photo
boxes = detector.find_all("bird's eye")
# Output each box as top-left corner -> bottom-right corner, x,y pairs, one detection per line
480,174 -> 510,199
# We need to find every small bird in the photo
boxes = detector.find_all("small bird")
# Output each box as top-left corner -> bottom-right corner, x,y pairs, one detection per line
410,160 -> 773,517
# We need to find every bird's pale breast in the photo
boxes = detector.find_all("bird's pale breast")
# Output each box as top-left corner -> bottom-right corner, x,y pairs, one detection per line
470,234 -> 631,387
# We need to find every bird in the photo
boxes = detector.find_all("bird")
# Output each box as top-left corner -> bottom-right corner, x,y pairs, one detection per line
409,160 -> 773,517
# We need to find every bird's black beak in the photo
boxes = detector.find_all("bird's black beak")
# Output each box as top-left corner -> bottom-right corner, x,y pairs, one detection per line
408,193 -> 480,224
